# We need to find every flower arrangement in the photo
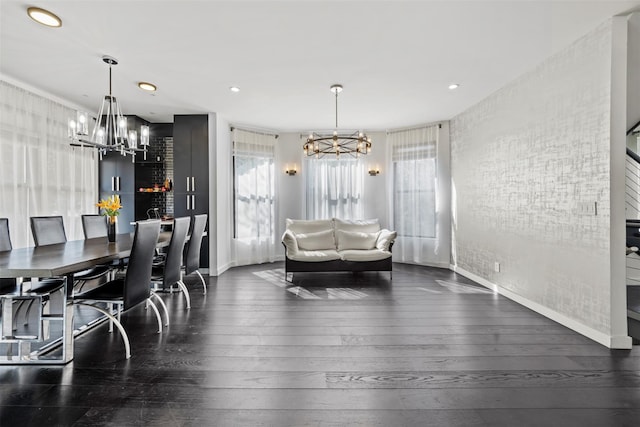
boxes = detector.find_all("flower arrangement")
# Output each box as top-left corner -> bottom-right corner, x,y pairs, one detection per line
96,195 -> 122,224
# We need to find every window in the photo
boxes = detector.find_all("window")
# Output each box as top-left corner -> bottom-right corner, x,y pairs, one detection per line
232,129 -> 276,242
394,156 -> 436,238
389,126 -> 438,239
305,158 -> 363,220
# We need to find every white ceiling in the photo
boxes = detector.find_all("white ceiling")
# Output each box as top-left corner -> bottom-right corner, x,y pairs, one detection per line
1,0 -> 639,132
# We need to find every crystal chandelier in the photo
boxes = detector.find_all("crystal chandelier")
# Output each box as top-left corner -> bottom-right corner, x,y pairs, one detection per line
68,56 -> 149,161
303,84 -> 371,158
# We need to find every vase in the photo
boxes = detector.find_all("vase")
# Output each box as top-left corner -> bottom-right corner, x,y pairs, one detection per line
107,216 -> 117,242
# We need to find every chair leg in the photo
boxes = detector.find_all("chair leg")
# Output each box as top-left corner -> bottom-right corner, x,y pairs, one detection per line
146,298 -> 163,334
108,302 -> 114,332
22,298 -> 36,326
74,302 -> 131,359
150,292 -> 170,326
195,270 -> 207,295
176,280 -> 191,309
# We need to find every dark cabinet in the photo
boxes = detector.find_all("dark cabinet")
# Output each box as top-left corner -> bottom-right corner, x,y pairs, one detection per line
98,116 -> 150,234
99,150 -> 136,233
173,114 -> 209,267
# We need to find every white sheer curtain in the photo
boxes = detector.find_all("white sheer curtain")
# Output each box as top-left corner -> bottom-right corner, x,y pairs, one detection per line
0,80 -> 97,248
388,124 -> 442,264
233,128 -> 277,265
305,158 -> 364,220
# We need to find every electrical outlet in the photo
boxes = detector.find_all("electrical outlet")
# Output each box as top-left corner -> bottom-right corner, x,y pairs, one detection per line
494,262 -> 500,273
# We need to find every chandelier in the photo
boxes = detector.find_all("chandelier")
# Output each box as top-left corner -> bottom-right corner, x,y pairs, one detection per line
68,56 -> 149,161
303,84 -> 371,158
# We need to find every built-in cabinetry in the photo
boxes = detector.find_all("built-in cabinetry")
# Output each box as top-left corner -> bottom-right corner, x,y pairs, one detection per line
99,116 -> 152,234
173,114 -> 209,267
99,150 -> 136,233
98,115 -> 209,266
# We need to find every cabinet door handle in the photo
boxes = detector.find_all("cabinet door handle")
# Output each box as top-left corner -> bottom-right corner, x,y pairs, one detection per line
191,177 -> 195,192
117,176 -> 121,192
111,176 -> 115,191
192,195 -> 195,211
187,177 -> 190,192
186,194 -> 190,210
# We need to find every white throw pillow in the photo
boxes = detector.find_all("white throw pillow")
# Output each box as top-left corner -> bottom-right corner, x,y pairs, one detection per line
334,218 -> 380,233
375,229 -> 397,251
336,230 -> 379,251
286,218 -> 334,234
296,229 -> 336,251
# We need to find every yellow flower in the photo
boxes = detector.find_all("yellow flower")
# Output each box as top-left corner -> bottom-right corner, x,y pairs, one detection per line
97,195 -> 123,217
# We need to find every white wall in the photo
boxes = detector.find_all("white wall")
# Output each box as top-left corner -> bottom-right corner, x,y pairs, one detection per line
628,13 -> 640,129
210,114 -> 233,275
450,18 -> 631,348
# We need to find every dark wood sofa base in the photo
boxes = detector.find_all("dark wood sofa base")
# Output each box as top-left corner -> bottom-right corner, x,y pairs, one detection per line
284,257 -> 392,281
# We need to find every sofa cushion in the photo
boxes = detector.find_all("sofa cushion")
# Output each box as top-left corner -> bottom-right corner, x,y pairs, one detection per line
286,218 -> 334,234
334,218 -> 380,233
288,249 -> 341,262
339,249 -> 392,262
296,229 -> 335,251
375,229 -> 397,251
335,229 -> 379,251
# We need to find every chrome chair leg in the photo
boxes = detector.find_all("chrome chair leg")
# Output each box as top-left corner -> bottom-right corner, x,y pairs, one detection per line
195,270 -> 207,294
150,292 -> 170,326
146,298 -> 162,334
176,280 -> 191,309
74,302 -> 131,359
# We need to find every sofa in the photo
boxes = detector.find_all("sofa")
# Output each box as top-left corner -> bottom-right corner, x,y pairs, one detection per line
281,218 -> 397,280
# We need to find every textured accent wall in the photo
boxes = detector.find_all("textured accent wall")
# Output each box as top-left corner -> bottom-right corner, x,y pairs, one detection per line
451,20 -> 613,333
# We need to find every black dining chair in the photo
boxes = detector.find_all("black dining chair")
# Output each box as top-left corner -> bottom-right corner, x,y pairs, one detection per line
151,217 -> 191,313
72,219 -> 162,359
183,214 -> 208,294
31,216 -> 111,288
1,218 -> 65,335
81,214 -> 108,239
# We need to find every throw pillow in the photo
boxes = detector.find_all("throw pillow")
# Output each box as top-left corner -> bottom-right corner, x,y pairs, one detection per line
296,229 -> 336,251
375,229 -> 397,251
336,230 -> 379,251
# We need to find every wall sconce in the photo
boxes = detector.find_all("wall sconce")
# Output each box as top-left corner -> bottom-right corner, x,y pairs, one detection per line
368,166 -> 380,176
285,165 -> 297,176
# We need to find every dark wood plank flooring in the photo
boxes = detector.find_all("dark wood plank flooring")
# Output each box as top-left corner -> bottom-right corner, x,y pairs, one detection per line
1,263 -> 639,426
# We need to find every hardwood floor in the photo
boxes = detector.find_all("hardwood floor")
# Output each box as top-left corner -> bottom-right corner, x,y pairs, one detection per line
1,262 -> 639,426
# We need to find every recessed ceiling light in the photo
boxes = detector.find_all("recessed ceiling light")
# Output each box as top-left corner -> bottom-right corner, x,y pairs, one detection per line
230,86 -> 240,93
138,82 -> 157,92
448,83 -> 460,90
27,7 -> 62,28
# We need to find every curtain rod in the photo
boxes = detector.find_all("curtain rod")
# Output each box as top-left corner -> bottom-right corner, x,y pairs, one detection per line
230,126 -> 279,139
386,122 -> 443,134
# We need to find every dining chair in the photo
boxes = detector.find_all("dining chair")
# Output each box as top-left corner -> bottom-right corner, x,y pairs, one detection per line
183,214 -> 208,294
31,216 -> 111,288
30,216 -> 67,246
0,218 -> 65,335
151,217 -> 191,313
81,214 -> 108,239
72,219 -> 162,359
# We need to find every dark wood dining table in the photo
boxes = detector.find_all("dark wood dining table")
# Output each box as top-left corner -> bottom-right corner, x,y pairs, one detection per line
0,231 -> 172,364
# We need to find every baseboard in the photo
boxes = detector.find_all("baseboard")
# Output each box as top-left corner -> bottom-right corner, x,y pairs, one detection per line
451,265 -> 633,349
395,259 -> 450,269
216,262 -> 233,276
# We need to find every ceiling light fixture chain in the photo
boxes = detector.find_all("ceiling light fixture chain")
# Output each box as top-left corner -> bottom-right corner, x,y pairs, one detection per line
68,56 -> 150,162
303,84 -> 371,159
